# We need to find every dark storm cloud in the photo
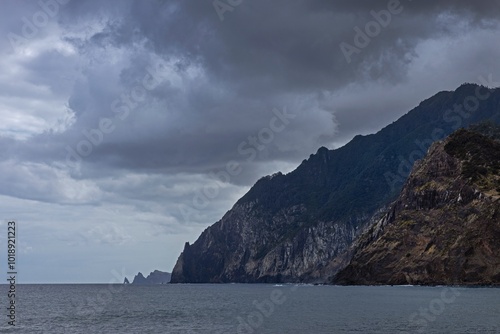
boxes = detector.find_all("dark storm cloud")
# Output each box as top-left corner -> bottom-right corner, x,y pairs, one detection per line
43,1 -> 497,171
2,0 -> 500,283
126,0 -> 500,87
2,0 -> 500,193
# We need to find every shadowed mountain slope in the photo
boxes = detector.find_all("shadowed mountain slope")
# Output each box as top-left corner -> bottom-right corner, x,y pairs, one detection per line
334,129 -> 500,285
171,84 -> 500,283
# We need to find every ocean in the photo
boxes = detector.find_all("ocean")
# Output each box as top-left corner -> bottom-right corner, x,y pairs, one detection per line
0,284 -> 498,333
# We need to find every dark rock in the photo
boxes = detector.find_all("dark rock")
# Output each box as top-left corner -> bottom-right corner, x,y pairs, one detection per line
171,84 -> 500,284
144,270 -> 171,284
131,270 -> 171,284
334,130 -> 500,286
132,272 -> 147,285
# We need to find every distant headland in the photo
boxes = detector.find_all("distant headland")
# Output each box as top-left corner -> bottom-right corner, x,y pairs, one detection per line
124,270 -> 171,284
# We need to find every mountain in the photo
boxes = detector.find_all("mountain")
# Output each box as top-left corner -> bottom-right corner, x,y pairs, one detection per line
128,270 -> 171,284
171,84 -> 500,283
334,129 -> 500,285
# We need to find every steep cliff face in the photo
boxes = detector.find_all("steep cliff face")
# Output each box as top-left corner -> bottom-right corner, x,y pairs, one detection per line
335,130 -> 500,285
171,84 -> 500,284
172,200 -> 368,283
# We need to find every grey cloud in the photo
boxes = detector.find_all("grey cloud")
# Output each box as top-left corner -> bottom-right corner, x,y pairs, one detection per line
1,0 -> 500,282
3,0 -> 500,185
3,0 -> 500,186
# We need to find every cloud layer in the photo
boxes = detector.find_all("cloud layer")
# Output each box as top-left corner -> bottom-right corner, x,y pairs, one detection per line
1,0 -> 500,282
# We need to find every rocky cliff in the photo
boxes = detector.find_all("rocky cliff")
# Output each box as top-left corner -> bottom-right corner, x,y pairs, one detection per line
128,270 -> 171,284
171,84 -> 500,284
334,129 -> 500,285
172,201 -> 368,283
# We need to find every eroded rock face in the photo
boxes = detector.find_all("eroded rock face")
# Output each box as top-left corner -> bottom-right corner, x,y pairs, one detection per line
335,130 -> 500,286
171,85 -> 500,284
172,201 -> 365,283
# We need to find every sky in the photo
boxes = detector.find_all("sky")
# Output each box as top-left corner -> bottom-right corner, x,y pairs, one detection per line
1,0 -> 500,283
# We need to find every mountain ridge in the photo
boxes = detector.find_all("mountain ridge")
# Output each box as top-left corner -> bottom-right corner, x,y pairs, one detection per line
334,129 -> 500,285
171,83 -> 500,284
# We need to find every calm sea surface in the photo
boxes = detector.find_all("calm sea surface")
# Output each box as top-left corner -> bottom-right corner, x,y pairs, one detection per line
0,284 -> 498,333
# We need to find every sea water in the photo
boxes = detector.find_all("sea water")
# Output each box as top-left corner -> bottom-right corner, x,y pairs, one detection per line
0,284 -> 498,333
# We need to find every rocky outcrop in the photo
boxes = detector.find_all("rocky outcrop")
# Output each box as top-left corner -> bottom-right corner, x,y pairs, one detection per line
132,272 -> 148,284
143,270 -> 171,284
334,130 -> 500,285
171,84 -> 500,284
128,270 -> 171,284
172,203 -> 376,283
